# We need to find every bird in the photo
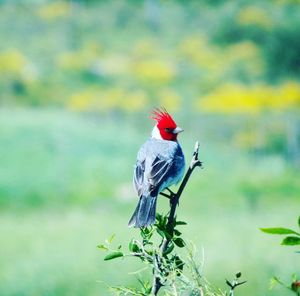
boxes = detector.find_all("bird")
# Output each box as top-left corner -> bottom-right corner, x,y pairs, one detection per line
128,108 -> 185,228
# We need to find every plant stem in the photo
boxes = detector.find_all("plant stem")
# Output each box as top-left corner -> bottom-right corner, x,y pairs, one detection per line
151,141 -> 202,295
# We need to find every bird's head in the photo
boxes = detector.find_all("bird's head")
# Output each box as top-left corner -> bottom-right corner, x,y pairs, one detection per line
150,108 -> 183,141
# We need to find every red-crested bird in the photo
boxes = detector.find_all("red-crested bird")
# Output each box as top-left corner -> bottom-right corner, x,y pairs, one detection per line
128,108 -> 185,228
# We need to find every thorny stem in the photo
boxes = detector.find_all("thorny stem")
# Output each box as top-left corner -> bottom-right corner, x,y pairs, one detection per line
151,141 -> 202,295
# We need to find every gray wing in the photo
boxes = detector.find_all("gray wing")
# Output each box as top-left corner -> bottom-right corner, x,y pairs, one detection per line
148,156 -> 173,189
133,160 -> 145,196
134,156 -> 173,196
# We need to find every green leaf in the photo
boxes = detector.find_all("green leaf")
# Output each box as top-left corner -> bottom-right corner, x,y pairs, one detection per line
292,273 -> 298,282
163,242 -> 174,256
236,272 -> 242,279
108,234 -> 115,244
269,277 -> 280,290
97,244 -> 109,251
104,251 -> 123,261
156,228 -> 164,238
176,221 -> 187,226
156,227 -> 172,239
165,231 -> 172,239
155,213 -> 163,224
174,256 -> 184,273
174,229 -> 182,236
173,237 -> 186,248
141,227 -> 153,240
281,236 -> 300,246
260,227 -> 300,235
140,229 -> 147,239
129,239 -> 140,253
298,216 -> 300,229
145,249 -> 153,256
162,215 -> 167,226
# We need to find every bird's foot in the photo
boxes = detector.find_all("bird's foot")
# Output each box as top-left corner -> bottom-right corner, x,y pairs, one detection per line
159,192 -> 171,199
166,187 -> 175,197
160,187 -> 176,200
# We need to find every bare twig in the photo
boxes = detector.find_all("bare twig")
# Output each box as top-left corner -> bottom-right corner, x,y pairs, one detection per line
151,141 -> 202,295
227,280 -> 247,296
226,273 -> 247,296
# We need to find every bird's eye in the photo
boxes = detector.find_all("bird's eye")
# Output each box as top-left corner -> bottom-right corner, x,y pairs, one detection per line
164,128 -> 173,133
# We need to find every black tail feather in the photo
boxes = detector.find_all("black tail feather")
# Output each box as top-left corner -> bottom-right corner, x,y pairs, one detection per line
128,195 -> 157,228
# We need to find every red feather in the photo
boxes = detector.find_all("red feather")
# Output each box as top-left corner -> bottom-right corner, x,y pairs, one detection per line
150,108 -> 177,129
150,108 -> 178,141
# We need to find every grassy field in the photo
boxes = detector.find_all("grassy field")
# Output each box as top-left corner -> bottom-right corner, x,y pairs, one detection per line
0,108 -> 299,295
1,206 -> 299,296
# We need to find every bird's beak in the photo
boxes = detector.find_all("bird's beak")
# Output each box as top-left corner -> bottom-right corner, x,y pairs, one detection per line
173,127 -> 184,134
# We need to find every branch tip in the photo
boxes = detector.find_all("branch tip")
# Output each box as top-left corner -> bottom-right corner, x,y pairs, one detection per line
194,141 -> 199,152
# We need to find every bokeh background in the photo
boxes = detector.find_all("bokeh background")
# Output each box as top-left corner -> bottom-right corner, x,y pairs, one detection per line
0,0 -> 300,295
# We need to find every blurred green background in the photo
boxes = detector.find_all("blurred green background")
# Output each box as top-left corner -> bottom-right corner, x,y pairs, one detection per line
0,0 -> 299,295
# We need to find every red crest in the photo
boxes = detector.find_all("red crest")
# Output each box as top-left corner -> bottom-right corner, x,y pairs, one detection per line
150,108 -> 177,129
150,108 -> 178,141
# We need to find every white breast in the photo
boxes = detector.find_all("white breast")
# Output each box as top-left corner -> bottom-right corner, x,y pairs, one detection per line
151,125 -> 163,140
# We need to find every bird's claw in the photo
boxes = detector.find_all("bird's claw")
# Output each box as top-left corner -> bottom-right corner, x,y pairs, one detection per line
159,187 -> 176,200
166,187 -> 175,197
159,192 -> 171,199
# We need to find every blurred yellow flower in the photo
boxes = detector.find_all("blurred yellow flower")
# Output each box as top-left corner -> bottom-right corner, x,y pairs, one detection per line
58,42 -> 102,71
99,88 -> 125,111
226,42 -> 259,61
237,6 -> 273,29
197,81 -> 300,114
225,41 -> 263,76
133,59 -> 176,84
122,91 -> 148,112
68,88 -> 121,112
276,81 -> 300,108
0,50 -> 27,75
199,83 -> 262,114
68,87 -> 149,113
179,36 -> 207,59
133,39 -> 159,58
178,37 -> 264,79
68,90 -> 95,111
58,52 -> 89,70
37,2 -> 70,20
178,36 -> 223,71
158,89 -> 181,112
100,55 -> 130,76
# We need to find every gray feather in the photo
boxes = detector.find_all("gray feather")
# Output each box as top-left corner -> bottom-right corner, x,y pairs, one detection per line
128,195 -> 157,228
129,138 -> 185,228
